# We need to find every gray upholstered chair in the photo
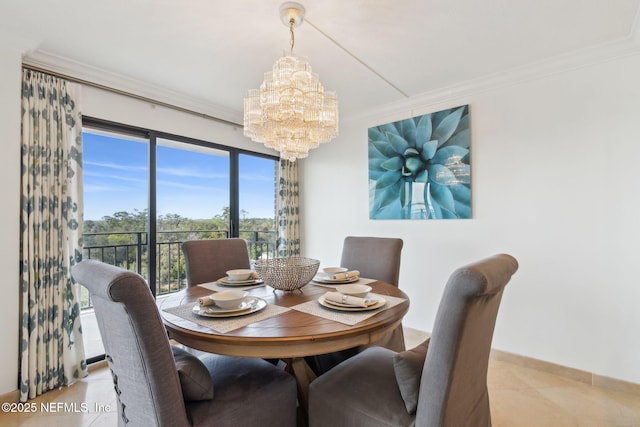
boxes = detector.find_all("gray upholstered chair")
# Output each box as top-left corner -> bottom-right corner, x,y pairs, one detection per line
308,236 -> 405,375
182,238 -> 251,287
341,236 -> 405,352
340,236 -> 404,287
72,259 -> 297,427
309,254 -> 519,427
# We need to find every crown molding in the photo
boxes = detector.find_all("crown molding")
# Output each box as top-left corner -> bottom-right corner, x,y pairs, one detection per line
21,30 -> 640,129
347,34 -> 640,125
22,50 -> 244,126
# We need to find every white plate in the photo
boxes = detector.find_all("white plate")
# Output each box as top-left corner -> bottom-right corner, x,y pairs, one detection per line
192,297 -> 267,317
312,275 -> 359,284
217,277 -> 264,286
193,300 -> 251,314
318,295 -> 386,311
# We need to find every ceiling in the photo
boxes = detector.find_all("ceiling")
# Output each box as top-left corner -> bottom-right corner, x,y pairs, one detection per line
2,0 -> 639,123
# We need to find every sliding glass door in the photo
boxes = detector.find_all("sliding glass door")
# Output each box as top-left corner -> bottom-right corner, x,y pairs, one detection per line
155,138 -> 231,295
239,153 -> 278,262
81,127 -> 149,360
80,118 -> 278,361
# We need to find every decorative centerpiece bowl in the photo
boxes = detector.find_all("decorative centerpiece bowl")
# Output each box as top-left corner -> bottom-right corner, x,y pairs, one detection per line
254,257 -> 320,292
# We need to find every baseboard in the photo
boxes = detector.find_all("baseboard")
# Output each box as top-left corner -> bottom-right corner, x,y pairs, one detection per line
0,389 -> 19,404
592,373 -> 640,396
403,326 -> 640,396
490,349 -> 640,396
0,360 -> 110,404
88,359 -> 108,372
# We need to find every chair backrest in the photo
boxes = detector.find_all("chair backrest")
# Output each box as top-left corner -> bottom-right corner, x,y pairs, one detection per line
72,260 -> 190,427
182,238 -> 251,287
340,236 -> 403,287
416,254 -> 519,427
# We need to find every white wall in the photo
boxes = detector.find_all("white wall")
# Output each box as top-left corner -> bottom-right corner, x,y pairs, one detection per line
301,53 -> 640,384
0,45 -> 23,394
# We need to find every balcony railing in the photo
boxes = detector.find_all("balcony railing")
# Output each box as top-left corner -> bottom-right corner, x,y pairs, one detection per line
80,230 -> 276,309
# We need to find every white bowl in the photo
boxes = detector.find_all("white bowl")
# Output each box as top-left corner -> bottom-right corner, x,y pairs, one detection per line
226,269 -> 253,281
323,267 -> 348,276
338,284 -> 372,298
210,290 -> 248,309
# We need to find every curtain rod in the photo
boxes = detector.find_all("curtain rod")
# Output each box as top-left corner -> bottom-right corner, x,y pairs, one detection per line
21,63 -> 243,128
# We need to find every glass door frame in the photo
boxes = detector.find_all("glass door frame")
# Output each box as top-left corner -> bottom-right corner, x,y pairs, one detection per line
82,116 -> 279,296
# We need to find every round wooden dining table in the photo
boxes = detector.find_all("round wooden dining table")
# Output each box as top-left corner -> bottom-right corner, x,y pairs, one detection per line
160,280 -> 409,422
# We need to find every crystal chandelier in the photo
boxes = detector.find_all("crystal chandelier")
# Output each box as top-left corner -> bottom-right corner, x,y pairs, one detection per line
243,2 -> 339,161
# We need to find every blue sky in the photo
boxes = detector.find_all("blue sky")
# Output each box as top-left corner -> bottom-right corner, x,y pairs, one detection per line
83,132 -> 276,220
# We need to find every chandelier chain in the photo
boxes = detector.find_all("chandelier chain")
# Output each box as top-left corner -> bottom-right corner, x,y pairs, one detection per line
289,18 -> 295,53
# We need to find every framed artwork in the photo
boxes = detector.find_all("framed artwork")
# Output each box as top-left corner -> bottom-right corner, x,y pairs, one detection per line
368,105 -> 471,219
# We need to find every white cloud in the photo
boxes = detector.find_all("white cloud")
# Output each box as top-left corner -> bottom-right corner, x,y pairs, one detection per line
157,166 -> 228,180
84,160 -> 146,172
84,170 -> 147,183
156,179 -> 225,192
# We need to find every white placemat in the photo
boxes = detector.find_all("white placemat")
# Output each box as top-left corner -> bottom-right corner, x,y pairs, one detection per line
290,293 -> 406,326
163,302 -> 290,334
310,277 -> 377,289
198,281 -> 266,292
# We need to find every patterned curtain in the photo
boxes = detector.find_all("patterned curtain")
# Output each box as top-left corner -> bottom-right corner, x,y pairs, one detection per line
19,69 -> 87,401
276,159 -> 300,257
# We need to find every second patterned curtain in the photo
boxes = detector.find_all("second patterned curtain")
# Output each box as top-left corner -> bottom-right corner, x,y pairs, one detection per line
276,159 -> 300,257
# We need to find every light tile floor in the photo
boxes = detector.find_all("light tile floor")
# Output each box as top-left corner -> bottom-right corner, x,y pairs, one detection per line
0,367 -> 118,426
1,328 -> 638,426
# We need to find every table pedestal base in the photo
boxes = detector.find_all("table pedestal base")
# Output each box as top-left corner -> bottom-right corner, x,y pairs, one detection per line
284,357 -> 317,427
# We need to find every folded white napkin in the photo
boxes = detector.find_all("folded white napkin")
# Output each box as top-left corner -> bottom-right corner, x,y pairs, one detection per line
331,270 -> 360,280
324,291 -> 376,307
197,294 -> 216,307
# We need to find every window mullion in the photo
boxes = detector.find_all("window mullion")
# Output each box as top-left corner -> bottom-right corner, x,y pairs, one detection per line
148,132 -> 157,296
230,150 -> 240,238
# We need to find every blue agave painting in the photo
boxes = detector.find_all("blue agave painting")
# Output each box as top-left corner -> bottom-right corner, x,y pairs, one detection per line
368,105 -> 471,219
